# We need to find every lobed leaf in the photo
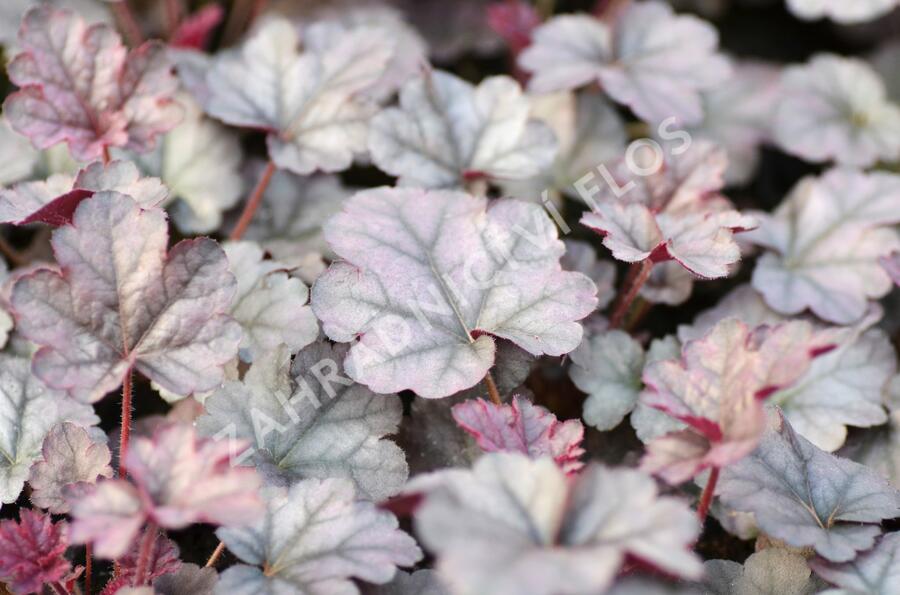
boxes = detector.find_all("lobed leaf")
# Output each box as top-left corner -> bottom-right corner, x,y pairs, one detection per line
28,422 -> 112,514
0,509 -> 70,594
311,187 -> 597,398
369,69 -> 557,188
411,453 -> 702,595
718,411 -> 900,562
11,192 -> 241,402
4,7 -> 181,161
198,341 -> 408,500
519,2 -> 730,124
451,395 -> 585,473
69,423 -> 264,558
0,159 -> 167,226
216,479 -> 422,594
0,355 -> 97,506
640,318 -> 831,483
747,168 -> 900,324
205,17 -> 392,174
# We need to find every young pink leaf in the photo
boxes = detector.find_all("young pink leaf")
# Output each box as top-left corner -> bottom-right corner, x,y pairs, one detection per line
311,187 -> 598,398
486,0 -> 541,55
29,422 -> 113,514
580,141 -> 756,278
10,192 -> 241,402
0,160 -> 167,226
117,531 -> 182,586
746,168 -> 900,324
451,395 -> 585,473
4,7 -> 181,162
0,509 -> 71,594
640,318 -> 834,484
170,4 -> 224,50
69,423 -> 263,558
205,17 -> 392,175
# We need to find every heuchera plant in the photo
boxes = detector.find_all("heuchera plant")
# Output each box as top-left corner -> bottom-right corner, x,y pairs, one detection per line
0,1 -> 899,595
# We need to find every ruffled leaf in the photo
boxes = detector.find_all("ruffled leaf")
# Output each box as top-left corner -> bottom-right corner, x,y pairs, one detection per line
702,548 -> 818,595
451,395 -> 584,473
0,355 -> 97,505
69,423 -> 263,558
810,532 -> 900,594
0,509 -> 70,594
0,159 -> 167,225
580,141 -> 756,279
640,318 -> 832,483
747,168 -> 900,324
519,2 -> 730,124
224,241 -> 318,361
217,479 -> 421,594
774,55 -> 900,167
116,531 -> 182,586
311,187 -> 598,398
198,341 -> 408,500
205,17 -> 392,174
116,93 -> 244,233
28,422 -> 112,514
718,411 -> 900,562
411,453 -> 702,595
11,192 -> 241,402
369,69 -> 557,188
4,7 -> 181,161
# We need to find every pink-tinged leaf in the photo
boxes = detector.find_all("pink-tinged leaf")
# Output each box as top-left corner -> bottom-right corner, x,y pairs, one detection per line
170,4 -> 224,50
486,0 -> 541,55
117,531 -> 182,586
10,192 -> 240,402
640,318 -> 834,484
451,395 -> 585,473
519,3 -> 730,125
0,509 -> 71,594
881,252 -> 900,286
311,187 -> 598,398
69,423 -> 263,558
0,160 -> 167,226
410,453 -> 702,595
68,480 -> 144,559
580,141 -> 756,279
746,168 -> 900,324
4,7 -> 182,162
29,422 -> 113,514
205,16 -> 392,174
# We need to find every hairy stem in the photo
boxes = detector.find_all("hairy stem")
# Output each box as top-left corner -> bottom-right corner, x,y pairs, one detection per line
133,523 -> 158,586
118,370 -> 133,477
697,467 -> 720,524
102,146 -> 111,165
609,260 -> 653,329
229,160 -> 276,241
205,541 -> 226,568
84,543 -> 92,595
484,372 -> 502,406
110,1 -> 144,47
